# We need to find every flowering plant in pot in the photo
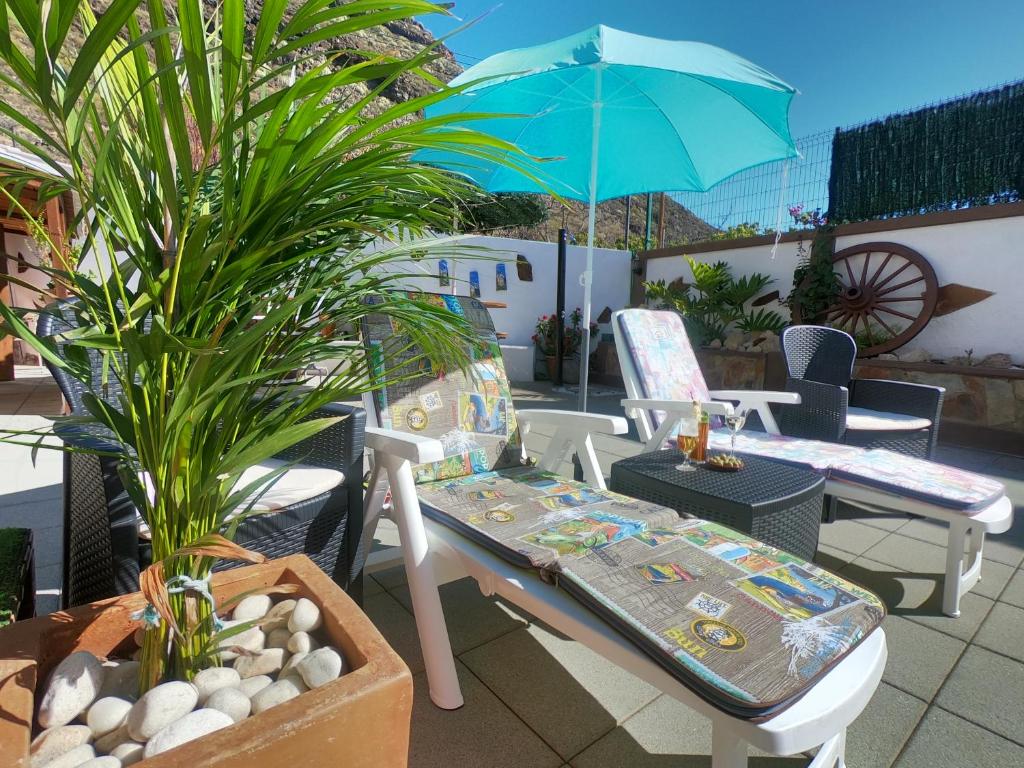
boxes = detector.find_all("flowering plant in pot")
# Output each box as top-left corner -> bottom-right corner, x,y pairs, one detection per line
0,0 -> 531,749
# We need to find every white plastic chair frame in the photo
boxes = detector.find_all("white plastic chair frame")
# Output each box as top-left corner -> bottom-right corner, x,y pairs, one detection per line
360,396 -> 887,768
612,309 -> 1014,618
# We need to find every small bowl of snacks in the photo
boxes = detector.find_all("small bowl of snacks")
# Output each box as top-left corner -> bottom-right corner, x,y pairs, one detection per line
706,453 -> 744,472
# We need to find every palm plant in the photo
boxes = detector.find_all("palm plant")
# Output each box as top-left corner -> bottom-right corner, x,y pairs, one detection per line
645,256 -> 784,345
0,0 -> 526,690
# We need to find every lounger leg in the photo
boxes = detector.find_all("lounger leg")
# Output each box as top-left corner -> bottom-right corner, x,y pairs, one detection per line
943,521 -> 969,618
810,730 -> 847,767
381,454 -> 464,710
711,724 -> 748,768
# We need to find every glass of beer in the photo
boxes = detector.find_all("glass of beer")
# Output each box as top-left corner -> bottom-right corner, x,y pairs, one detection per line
676,428 -> 700,472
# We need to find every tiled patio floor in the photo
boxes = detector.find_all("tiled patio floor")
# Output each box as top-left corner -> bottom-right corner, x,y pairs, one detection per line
1,377 -> 1021,766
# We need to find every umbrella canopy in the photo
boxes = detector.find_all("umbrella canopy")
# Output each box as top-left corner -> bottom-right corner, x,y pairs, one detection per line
420,24 -> 798,408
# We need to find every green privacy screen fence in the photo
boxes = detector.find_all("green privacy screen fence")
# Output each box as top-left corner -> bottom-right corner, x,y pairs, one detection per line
827,80 -> 1024,222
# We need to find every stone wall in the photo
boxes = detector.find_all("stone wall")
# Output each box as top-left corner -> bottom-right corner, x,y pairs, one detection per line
855,361 -> 1024,435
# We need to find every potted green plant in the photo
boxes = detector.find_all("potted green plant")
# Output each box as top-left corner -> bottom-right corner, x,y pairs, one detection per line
0,0 -> 528,762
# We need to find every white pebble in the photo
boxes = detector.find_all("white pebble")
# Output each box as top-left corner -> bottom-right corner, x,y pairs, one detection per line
218,623 -> 265,662
233,648 -> 287,679
109,742 -> 144,766
86,697 -> 133,739
93,725 -> 131,755
42,744 -> 95,768
38,652 -> 105,729
236,675 -> 272,698
205,687 -> 251,723
98,661 -> 140,702
192,667 -> 241,705
30,724 -> 92,766
126,681 -> 198,742
232,595 -> 273,623
278,651 -> 306,679
143,709 -> 233,758
286,632 -> 318,655
296,647 -> 344,689
265,628 -> 291,649
250,676 -> 308,714
287,598 -> 322,633
79,757 -> 121,768
260,599 -> 296,631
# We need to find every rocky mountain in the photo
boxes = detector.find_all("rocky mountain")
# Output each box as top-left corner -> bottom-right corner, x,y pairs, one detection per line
0,2 -> 714,249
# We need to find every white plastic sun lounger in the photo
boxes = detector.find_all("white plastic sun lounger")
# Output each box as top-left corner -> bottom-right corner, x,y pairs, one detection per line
613,308 -> 1015,618
356,293 -> 888,768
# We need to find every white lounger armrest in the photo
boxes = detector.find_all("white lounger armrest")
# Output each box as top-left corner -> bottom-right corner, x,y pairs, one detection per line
708,390 -> 801,436
517,409 -> 628,435
621,398 -> 735,417
708,390 -> 801,405
365,426 -> 445,465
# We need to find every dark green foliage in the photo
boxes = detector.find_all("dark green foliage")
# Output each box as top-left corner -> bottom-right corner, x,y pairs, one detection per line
459,193 -> 548,233
0,528 -> 31,628
828,81 -> 1024,221
646,257 -> 784,346
789,226 -> 839,323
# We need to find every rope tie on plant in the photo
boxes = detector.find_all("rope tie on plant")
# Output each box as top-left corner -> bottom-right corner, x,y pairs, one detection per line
131,573 -> 225,632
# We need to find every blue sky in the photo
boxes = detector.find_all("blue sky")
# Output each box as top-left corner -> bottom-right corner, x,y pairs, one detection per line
421,0 -> 1024,138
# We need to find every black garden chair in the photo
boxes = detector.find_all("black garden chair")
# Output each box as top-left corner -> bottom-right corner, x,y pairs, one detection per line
780,325 -> 944,459
38,301 -> 367,607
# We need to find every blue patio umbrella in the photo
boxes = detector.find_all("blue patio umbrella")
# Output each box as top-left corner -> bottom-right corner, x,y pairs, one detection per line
420,24 -> 798,410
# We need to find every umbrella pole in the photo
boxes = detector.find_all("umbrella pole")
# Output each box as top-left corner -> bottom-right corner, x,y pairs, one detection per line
577,65 -> 603,412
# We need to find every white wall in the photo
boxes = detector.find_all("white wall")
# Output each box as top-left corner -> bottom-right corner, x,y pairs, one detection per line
644,215 -> 1024,362
378,235 -> 633,347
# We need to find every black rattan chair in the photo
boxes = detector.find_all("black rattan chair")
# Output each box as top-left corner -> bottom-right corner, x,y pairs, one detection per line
38,301 -> 367,607
779,325 -> 944,459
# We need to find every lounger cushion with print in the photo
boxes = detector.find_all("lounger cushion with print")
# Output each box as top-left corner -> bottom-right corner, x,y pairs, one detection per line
705,431 -> 1005,512
363,293 -> 886,719
415,467 -> 886,719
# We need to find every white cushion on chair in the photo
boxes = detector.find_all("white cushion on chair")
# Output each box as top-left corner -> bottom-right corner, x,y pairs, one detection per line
138,460 -> 344,537
846,407 -> 932,432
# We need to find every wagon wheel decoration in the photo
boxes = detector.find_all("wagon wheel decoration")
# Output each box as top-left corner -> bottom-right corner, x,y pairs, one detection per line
793,242 -> 938,357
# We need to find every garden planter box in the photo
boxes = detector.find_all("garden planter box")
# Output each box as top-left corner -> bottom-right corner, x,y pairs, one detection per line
0,555 -> 412,768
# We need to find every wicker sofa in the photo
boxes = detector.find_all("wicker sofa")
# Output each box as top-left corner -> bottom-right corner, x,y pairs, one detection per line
38,302 -> 367,607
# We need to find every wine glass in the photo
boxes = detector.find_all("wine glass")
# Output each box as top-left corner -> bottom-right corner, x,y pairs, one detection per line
675,428 -> 700,472
725,408 -> 749,458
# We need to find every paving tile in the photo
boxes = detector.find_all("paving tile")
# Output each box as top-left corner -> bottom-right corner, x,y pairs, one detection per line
895,706 -> 1024,768
842,682 -> 926,768
977,514 -> 1024,568
391,576 -> 530,655
372,564 -> 408,591
879,615 -> 965,701
852,512 -> 910,532
841,557 -> 995,642
362,573 -> 384,597
862,533 -> 948,574
896,518 -> 949,547
362,589 -> 425,674
570,694 -> 806,767
935,646 -> 1024,744
460,623 -> 659,760
998,567 -> 1024,608
812,544 -> 855,571
816,519 -> 890,556
408,661 -> 562,768
968,558 -> 1015,601
973,602 -> 1024,663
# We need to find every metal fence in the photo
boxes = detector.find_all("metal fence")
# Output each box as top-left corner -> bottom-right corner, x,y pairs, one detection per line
668,77 -> 1024,238
669,129 -> 833,236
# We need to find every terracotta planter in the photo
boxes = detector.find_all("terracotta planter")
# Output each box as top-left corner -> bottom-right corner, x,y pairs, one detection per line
0,555 -> 412,768
544,354 -> 559,381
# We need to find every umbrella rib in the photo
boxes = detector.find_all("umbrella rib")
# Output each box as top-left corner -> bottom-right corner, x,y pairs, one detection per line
686,72 -> 797,156
606,66 -> 703,190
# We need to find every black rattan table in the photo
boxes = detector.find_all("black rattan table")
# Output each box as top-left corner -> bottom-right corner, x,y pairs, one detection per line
610,451 -> 825,560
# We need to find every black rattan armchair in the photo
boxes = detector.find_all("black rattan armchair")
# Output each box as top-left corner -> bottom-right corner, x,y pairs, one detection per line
38,301 -> 367,607
779,325 -> 944,459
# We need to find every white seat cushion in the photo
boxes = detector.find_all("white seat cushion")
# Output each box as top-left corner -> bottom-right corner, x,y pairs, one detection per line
846,406 -> 932,432
139,460 -> 344,538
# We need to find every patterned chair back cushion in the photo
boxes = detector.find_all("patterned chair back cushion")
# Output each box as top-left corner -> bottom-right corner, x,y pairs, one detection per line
616,309 -> 711,431
362,293 -> 523,483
